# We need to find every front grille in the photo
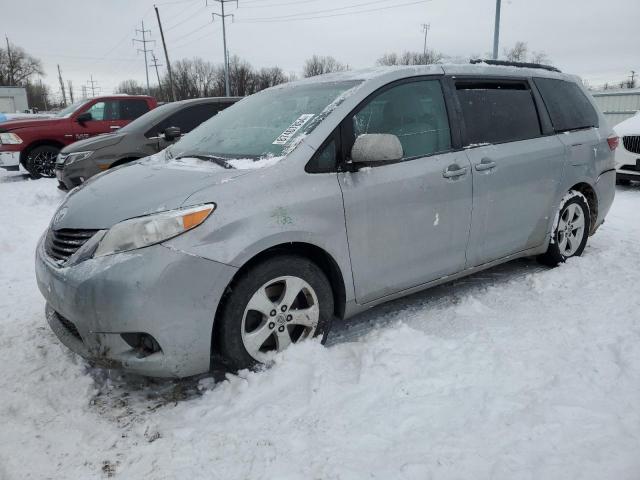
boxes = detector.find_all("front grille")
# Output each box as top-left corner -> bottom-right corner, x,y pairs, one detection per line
622,136 -> 640,154
45,228 -> 98,263
56,312 -> 82,340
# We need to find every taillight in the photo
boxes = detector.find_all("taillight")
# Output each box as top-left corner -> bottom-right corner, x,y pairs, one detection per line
607,135 -> 619,150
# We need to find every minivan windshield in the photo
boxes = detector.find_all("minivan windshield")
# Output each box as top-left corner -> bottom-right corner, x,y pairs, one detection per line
168,80 -> 361,161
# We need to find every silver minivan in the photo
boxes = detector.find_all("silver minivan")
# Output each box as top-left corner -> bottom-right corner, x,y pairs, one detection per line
36,63 -> 617,377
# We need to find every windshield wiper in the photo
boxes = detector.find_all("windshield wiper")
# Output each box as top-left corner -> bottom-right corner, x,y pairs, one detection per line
174,154 -> 234,169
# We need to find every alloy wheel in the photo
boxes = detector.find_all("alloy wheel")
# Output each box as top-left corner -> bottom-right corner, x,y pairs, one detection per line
241,275 -> 320,361
29,150 -> 57,178
557,203 -> 585,257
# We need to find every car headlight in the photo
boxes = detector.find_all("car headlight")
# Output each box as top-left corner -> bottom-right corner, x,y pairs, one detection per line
0,132 -> 22,144
64,151 -> 93,165
94,203 -> 215,257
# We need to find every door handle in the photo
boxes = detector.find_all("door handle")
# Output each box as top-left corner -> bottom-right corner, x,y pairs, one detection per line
475,158 -> 496,171
442,165 -> 468,179
110,125 -> 121,130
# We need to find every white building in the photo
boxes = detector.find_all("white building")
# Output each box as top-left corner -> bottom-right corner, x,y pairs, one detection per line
591,89 -> 640,127
0,86 -> 29,113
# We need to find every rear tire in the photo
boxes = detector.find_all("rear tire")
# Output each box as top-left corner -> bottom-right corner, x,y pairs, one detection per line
24,145 -> 60,179
538,191 -> 591,267
215,255 -> 334,371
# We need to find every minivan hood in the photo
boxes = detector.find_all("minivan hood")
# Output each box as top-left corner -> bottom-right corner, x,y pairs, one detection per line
61,132 -> 126,153
56,157 -> 249,230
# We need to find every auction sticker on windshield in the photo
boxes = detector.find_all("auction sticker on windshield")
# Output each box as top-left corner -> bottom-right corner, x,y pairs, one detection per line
272,114 -> 314,145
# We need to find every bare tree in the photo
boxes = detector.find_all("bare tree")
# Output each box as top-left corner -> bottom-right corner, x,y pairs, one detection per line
377,50 -> 444,66
303,55 -> 349,78
503,41 -> 552,65
530,51 -> 550,65
115,79 -> 146,95
504,41 -> 528,62
0,41 -> 44,86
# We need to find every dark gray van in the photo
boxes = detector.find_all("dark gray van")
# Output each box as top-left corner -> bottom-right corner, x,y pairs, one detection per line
55,97 -> 240,189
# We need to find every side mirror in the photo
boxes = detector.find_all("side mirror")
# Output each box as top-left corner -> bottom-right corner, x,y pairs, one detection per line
163,126 -> 182,142
76,112 -> 92,124
351,134 -> 403,164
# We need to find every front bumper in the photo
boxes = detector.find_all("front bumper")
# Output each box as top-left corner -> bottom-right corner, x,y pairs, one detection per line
0,150 -> 20,170
35,235 -> 238,377
614,147 -> 640,180
56,159 -> 102,190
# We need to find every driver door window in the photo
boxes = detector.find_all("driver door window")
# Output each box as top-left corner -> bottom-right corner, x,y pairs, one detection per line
351,80 -> 451,160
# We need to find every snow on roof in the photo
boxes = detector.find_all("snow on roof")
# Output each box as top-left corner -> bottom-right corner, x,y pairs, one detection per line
284,63 -> 571,87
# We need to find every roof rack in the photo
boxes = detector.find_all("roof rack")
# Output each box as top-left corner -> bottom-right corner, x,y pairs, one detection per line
469,59 -> 561,73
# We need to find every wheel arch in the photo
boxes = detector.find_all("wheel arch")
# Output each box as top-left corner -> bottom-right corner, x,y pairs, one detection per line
211,242 -> 347,355
20,140 -> 65,166
568,182 -> 598,234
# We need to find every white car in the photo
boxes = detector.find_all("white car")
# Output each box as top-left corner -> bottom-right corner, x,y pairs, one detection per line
614,112 -> 640,184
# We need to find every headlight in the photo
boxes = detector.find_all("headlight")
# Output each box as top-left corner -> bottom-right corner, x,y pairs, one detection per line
94,203 -> 215,257
0,132 -> 22,144
64,151 -> 93,165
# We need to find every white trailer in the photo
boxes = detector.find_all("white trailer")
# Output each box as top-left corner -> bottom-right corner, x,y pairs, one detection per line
0,86 -> 29,113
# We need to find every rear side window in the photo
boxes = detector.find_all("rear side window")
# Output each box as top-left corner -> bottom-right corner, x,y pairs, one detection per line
120,99 -> 150,120
146,103 -> 222,138
533,78 -> 598,132
456,81 -> 542,146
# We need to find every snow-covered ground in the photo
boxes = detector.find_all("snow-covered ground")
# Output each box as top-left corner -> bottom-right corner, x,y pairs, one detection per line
1,171 -> 640,479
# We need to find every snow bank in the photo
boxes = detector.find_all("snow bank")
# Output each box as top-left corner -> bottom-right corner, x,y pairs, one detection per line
1,171 -> 640,479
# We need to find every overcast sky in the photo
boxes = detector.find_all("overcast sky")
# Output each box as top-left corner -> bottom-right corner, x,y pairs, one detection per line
3,0 -> 639,101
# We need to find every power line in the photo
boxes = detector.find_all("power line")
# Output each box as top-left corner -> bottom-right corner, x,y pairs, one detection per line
133,20 -> 155,95
239,0 -> 322,8
236,0 -> 430,23
238,0 -> 413,21
164,3 -> 208,32
169,20 -> 213,43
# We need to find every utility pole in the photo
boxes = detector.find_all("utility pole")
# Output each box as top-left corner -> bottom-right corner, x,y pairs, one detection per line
492,0 -> 501,60
81,85 -> 88,100
210,0 -> 237,97
133,20 -> 154,95
421,23 -> 430,60
67,80 -> 74,103
154,5 -> 177,101
86,75 -> 98,97
5,36 -> 14,85
39,79 -> 48,111
151,52 -> 165,100
57,64 -> 67,106
630,70 -> 637,88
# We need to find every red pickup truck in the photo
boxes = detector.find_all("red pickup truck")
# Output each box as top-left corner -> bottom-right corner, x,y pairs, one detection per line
0,95 -> 157,178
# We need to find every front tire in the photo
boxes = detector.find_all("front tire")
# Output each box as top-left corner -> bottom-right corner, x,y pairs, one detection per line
24,145 -> 60,179
538,191 -> 591,266
216,255 -> 334,371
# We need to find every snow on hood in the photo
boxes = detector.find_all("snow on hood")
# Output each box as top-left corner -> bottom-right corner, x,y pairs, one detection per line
613,112 -> 640,136
56,153 -> 249,230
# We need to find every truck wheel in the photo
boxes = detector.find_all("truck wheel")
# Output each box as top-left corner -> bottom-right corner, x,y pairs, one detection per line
24,145 -> 60,179
538,191 -> 591,267
216,255 -> 334,371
